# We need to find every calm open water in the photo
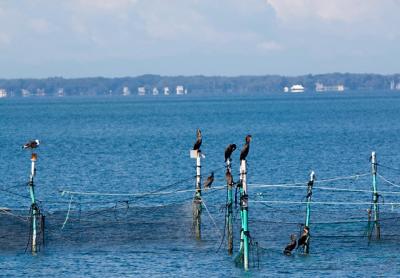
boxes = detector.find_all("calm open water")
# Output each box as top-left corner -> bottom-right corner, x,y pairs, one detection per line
1,92 -> 400,277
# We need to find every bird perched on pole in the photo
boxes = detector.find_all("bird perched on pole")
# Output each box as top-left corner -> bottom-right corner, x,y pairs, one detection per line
283,234 -> 297,256
239,135 -> 252,161
204,172 -> 214,189
193,128 -> 202,151
22,140 -> 40,150
225,168 -> 233,186
224,144 -> 237,162
297,226 -> 310,250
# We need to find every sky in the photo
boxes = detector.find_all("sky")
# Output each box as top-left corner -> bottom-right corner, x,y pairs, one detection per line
0,0 -> 399,78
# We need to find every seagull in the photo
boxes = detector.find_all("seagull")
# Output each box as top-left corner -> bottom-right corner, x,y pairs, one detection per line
297,226 -> 310,249
283,234 -> 297,256
22,140 -> 40,150
224,144 -> 237,162
204,172 -> 214,189
193,128 -> 202,151
239,135 -> 252,161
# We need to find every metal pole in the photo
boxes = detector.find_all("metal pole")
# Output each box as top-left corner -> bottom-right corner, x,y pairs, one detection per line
29,153 -> 38,254
193,150 -> 202,240
226,159 -> 233,255
371,152 -> 380,239
304,171 -> 315,254
240,159 -> 249,271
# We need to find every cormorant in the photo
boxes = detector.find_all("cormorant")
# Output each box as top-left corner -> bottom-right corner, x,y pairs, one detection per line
204,172 -> 214,189
224,144 -> 237,162
283,234 -> 297,256
239,135 -> 252,161
297,226 -> 310,249
22,140 -> 40,149
225,168 -> 233,186
193,129 -> 202,151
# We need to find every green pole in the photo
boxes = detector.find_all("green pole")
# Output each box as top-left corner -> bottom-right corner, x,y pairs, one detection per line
304,171 -> 315,254
226,159 -> 233,255
29,153 -> 38,254
240,159 -> 249,271
371,151 -> 381,239
193,151 -> 202,240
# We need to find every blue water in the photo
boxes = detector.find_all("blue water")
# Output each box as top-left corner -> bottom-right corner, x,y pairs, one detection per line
1,92 -> 400,277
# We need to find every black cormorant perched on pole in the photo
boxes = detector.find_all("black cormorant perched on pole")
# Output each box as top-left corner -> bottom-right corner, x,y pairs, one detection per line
283,234 -> 297,256
204,172 -> 214,189
297,226 -> 310,249
193,129 -> 202,151
22,140 -> 40,150
239,135 -> 252,161
225,168 -> 233,186
224,144 -> 237,162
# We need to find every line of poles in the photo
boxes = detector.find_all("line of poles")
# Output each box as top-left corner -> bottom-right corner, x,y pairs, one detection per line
191,135 -> 383,271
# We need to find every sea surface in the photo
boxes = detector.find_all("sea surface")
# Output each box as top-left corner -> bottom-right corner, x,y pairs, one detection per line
1,91 -> 400,277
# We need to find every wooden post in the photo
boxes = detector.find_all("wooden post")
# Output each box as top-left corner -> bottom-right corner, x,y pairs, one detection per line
192,150 -> 202,240
226,159 -> 233,255
304,171 -> 315,254
371,151 -> 381,239
28,153 -> 38,254
240,159 -> 249,271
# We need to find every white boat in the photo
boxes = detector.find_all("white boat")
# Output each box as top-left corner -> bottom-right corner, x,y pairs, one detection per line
152,87 -> 159,95
138,86 -> 146,96
290,84 -> 305,93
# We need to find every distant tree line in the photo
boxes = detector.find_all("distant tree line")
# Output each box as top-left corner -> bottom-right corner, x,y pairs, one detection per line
0,73 -> 399,97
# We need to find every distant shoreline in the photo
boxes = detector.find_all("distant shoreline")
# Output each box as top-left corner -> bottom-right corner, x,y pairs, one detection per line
0,73 -> 399,97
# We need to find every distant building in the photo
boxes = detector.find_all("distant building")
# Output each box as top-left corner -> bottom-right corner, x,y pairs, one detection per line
176,85 -> 184,95
122,86 -> 130,96
21,89 -> 31,97
283,86 -> 289,93
0,89 -> 7,98
57,88 -> 65,97
36,88 -> 45,96
390,81 -> 400,91
164,87 -> 170,95
138,86 -> 146,96
152,87 -> 159,95
315,82 -> 344,92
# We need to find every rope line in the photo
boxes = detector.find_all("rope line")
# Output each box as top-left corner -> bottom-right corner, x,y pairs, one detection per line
249,173 -> 369,189
252,200 -> 400,206
252,184 -> 400,195
202,198 -> 223,238
61,195 -> 74,230
378,174 -> 400,188
61,185 -> 226,198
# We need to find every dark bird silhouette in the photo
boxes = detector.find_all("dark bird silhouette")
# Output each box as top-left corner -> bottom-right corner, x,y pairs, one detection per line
239,135 -> 252,161
225,169 -> 233,186
283,234 -> 297,256
204,172 -> 214,189
22,140 -> 40,150
193,129 -> 202,151
297,226 -> 310,249
224,144 -> 237,162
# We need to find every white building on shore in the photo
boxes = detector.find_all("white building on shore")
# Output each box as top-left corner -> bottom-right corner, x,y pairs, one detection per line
176,85 -> 184,95
138,86 -> 146,96
122,86 -> 130,96
0,89 -> 7,98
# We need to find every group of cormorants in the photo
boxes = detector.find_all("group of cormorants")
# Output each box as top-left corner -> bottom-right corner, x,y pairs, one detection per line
193,129 -> 309,256
192,129 -> 252,190
283,226 -> 310,256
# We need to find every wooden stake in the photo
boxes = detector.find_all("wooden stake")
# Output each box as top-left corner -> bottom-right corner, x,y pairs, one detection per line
371,151 -> 381,239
